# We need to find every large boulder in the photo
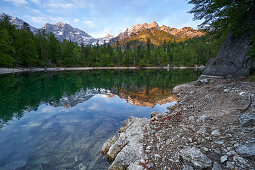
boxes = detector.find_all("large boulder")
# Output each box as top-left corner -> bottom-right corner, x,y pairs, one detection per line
238,112 -> 255,127
180,147 -> 212,169
236,142 -> 255,158
101,116 -> 150,170
202,31 -> 255,77
180,146 -> 212,169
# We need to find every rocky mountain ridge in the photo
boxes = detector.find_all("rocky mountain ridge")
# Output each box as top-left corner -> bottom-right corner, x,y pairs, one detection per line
10,16 -> 97,45
109,21 -> 205,45
42,22 -> 97,45
10,16 -> 38,34
9,15 -> 205,46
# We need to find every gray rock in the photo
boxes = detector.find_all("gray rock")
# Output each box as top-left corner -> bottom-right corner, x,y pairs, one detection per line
211,129 -> 221,136
213,149 -> 221,154
183,165 -> 194,170
101,134 -> 119,155
172,83 -> 194,94
202,31 -> 255,77
151,111 -> 163,119
215,141 -> 224,145
180,147 -> 212,169
238,112 -> 255,127
119,116 -> 136,132
226,150 -> 236,156
233,156 -> 248,166
197,78 -> 210,84
102,116 -> 150,170
201,147 -> 209,152
236,142 -> 255,157
212,162 -> 222,170
226,161 -> 235,169
126,163 -> 144,170
220,155 -> 228,163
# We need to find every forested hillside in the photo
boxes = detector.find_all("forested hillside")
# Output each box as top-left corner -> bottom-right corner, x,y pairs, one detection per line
0,14 -> 225,68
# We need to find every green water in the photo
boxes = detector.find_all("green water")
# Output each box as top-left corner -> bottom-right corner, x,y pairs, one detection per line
0,69 -> 202,170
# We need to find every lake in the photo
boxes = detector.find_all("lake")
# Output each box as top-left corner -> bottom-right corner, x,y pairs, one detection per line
0,69 -> 202,170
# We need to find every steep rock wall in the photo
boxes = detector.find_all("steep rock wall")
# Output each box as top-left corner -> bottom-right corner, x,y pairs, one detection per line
202,32 -> 255,77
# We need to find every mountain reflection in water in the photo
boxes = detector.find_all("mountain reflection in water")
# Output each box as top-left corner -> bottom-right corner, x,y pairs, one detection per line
0,69 -> 202,170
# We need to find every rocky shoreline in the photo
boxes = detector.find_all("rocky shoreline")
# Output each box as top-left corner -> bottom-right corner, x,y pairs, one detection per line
102,77 -> 255,169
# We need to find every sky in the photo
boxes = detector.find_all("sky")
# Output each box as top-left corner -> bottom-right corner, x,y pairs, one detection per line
0,0 -> 202,38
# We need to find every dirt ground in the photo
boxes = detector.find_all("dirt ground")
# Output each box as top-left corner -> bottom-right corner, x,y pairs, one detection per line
141,78 -> 255,169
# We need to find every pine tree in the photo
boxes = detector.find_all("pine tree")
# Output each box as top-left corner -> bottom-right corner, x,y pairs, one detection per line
22,22 -> 31,32
147,38 -> 151,65
0,29 -> 15,67
49,33 -> 60,66
14,29 -> 38,67
188,0 -> 255,34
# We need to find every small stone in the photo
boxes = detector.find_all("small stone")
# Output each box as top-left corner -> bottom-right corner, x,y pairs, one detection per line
201,147 -> 209,152
183,165 -> 194,170
226,161 -> 235,169
233,156 -> 248,165
239,92 -> 247,96
220,155 -> 228,163
226,147 -> 232,151
155,154 -> 161,158
146,163 -> 152,168
238,112 -> 255,127
189,116 -> 195,121
151,111 -> 163,118
213,149 -> 221,154
226,150 -> 236,156
188,138 -> 193,143
215,141 -> 224,145
197,127 -> 206,134
197,115 -> 208,123
211,129 -> 221,136
227,134 -> 232,137
79,163 -> 85,170
236,142 -> 255,157
223,89 -> 231,93
234,143 -> 239,147
212,161 -> 222,170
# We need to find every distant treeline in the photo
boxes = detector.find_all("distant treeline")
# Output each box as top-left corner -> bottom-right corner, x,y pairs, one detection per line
0,14 -> 225,67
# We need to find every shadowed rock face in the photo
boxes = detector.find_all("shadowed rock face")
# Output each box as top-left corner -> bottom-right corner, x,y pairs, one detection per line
202,32 -> 255,77
42,22 -> 97,45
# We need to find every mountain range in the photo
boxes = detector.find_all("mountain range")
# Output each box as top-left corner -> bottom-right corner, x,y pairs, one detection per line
10,16 -> 205,46
109,21 -> 205,46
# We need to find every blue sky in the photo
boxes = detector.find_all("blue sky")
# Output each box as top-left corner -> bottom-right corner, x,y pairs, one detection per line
0,0 -> 202,38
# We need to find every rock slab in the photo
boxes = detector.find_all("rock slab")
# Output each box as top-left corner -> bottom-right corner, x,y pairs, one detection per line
180,147 -> 212,169
212,161 -> 222,170
236,142 -> 255,158
202,31 -> 255,77
101,116 -> 149,170
238,112 -> 255,127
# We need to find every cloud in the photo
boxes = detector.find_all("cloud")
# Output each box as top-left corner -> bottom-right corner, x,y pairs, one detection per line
31,9 -> 41,14
30,0 -> 40,4
84,20 -> 95,28
31,16 -> 48,25
31,16 -> 72,25
4,0 -> 28,5
47,0 -> 74,9
73,18 -> 80,23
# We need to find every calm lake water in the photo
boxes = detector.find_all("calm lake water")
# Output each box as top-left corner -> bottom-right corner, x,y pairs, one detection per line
0,69 -> 202,170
